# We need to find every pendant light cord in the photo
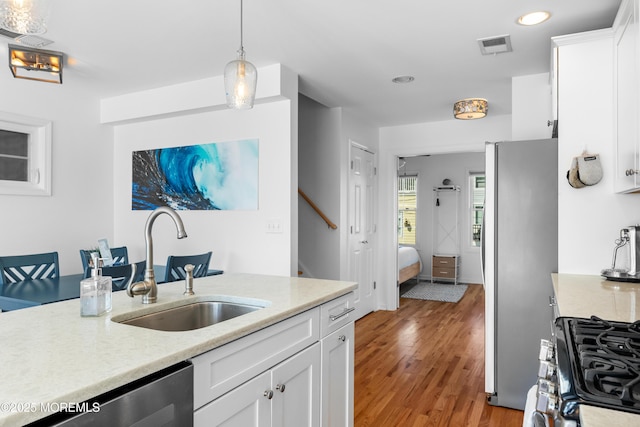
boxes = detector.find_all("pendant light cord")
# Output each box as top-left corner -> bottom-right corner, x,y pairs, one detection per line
239,0 -> 244,53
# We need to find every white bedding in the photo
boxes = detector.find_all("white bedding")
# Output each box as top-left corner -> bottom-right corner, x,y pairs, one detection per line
398,246 -> 422,270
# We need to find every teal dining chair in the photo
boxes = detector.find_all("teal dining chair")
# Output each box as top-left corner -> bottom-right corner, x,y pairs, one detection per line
0,252 -> 60,285
164,252 -> 212,283
83,260 -> 146,291
79,246 -> 129,272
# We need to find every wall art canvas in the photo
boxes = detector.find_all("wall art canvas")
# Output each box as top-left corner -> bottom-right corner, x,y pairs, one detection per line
132,139 -> 258,210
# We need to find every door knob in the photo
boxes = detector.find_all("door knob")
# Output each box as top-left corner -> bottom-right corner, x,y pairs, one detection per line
264,390 -> 273,399
338,335 -> 346,342
276,383 -> 286,393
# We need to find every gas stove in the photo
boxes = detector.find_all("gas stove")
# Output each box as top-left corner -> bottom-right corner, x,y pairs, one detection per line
535,316 -> 640,426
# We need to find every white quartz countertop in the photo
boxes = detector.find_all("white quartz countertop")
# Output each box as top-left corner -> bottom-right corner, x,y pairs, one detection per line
552,273 -> 640,426
0,273 -> 357,426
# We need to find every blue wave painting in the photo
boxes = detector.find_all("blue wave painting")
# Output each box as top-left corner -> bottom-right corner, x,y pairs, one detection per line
132,139 -> 258,210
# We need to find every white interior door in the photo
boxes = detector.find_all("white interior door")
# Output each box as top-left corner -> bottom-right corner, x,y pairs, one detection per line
348,143 -> 375,320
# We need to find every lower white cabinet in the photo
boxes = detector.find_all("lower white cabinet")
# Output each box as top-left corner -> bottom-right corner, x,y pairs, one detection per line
192,292 -> 355,427
194,343 -> 320,427
320,322 -> 354,427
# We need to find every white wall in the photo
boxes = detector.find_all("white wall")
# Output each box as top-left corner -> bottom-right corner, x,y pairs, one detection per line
377,115 -> 512,309
555,31 -> 640,274
298,95 -> 342,279
401,152 -> 485,285
0,48 -> 113,275
105,65 -> 299,277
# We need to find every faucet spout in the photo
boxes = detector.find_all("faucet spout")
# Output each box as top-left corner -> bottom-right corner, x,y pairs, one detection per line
127,206 -> 188,304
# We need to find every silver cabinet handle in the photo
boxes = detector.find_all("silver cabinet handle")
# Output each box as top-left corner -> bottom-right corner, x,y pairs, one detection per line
338,335 -> 346,342
626,169 -> 639,176
330,307 -> 355,321
359,240 -> 368,244
264,390 -> 273,399
276,383 -> 285,393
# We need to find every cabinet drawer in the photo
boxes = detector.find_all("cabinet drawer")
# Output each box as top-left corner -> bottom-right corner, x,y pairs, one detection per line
191,308 -> 319,409
432,256 -> 457,268
432,267 -> 456,278
320,292 -> 355,338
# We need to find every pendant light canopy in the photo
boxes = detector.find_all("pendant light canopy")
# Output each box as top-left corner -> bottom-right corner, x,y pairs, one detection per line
224,0 -> 257,109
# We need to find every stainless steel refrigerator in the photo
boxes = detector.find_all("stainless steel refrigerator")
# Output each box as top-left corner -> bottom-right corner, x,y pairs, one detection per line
482,139 -> 558,410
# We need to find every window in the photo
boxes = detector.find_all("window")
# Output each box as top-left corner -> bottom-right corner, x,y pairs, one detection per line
398,175 -> 417,245
470,173 -> 485,247
0,112 -> 51,196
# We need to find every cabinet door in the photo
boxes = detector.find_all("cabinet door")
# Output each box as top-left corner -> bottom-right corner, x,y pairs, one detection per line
194,371 -> 271,427
321,322 -> 354,427
271,343 -> 321,427
615,0 -> 640,192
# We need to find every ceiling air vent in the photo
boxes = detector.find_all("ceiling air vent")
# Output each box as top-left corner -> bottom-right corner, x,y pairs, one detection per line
15,34 -> 53,48
477,34 -> 512,55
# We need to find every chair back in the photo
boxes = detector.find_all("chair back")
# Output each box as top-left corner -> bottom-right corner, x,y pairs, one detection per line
164,252 -> 212,283
83,260 -> 146,291
79,246 -> 129,271
0,252 -> 60,285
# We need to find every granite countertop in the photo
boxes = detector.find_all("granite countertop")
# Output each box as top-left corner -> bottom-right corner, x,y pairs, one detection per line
551,273 -> 640,426
0,273 -> 357,426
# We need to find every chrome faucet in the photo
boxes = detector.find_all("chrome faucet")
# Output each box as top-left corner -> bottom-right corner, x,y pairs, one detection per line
127,206 -> 188,304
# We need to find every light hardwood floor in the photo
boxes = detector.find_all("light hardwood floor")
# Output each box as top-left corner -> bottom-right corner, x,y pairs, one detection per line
354,283 -> 524,427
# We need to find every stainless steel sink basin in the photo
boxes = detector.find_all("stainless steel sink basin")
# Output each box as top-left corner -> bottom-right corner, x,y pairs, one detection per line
118,301 -> 263,331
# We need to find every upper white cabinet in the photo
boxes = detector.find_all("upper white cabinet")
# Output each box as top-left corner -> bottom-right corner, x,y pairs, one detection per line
614,0 -> 640,193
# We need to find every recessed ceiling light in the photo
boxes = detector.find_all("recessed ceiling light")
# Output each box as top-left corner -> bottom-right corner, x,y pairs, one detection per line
392,75 -> 415,84
517,11 -> 551,26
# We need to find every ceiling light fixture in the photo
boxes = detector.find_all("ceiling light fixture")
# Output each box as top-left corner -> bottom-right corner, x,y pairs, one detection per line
224,0 -> 257,110
0,0 -> 49,35
8,44 -> 62,83
453,98 -> 488,120
517,11 -> 551,26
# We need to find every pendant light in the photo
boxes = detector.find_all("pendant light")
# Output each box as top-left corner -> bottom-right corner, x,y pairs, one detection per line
224,0 -> 257,109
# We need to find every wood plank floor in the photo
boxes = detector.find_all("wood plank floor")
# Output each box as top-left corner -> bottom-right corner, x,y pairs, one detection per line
354,283 -> 524,427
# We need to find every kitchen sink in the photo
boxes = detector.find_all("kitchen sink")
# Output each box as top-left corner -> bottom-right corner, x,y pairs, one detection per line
116,301 -> 264,332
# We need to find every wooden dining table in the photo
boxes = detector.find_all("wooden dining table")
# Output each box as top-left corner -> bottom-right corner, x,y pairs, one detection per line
0,266 -> 223,312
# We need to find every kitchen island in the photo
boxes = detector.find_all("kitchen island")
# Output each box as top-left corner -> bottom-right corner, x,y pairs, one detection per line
0,273 -> 357,426
552,273 -> 640,427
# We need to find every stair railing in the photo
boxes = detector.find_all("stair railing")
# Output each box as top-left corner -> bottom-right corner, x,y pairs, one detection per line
298,188 -> 337,230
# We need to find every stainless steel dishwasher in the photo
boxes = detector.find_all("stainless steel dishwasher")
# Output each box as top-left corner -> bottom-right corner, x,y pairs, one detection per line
28,361 -> 193,427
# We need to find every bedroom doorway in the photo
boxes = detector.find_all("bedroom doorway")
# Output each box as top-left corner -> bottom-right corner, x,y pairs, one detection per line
395,152 -> 486,299
348,142 -> 376,320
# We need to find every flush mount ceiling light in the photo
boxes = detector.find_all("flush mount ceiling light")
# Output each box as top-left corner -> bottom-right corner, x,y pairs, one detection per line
0,0 -> 49,35
8,44 -> 62,83
224,0 -> 257,110
453,98 -> 488,120
517,11 -> 551,26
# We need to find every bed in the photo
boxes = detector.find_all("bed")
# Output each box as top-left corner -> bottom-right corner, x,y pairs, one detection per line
398,246 -> 422,285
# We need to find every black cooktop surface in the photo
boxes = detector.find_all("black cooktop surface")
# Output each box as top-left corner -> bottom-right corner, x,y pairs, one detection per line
557,316 -> 640,414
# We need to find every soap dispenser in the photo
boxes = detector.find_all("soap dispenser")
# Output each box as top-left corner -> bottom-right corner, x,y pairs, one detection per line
80,253 -> 112,317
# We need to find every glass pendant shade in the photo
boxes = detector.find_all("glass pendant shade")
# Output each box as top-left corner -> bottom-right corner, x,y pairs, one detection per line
224,50 -> 257,109
453,98 -> 488,120
0,0 -> 48,35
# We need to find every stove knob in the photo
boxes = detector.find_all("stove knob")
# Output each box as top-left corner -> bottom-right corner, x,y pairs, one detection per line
536,378 -> 556,395
535,391 -> 557,415
539,339 -> 555,361
537,360 -> 556,380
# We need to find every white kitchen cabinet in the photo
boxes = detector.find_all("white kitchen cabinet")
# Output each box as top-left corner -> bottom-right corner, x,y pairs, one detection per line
194,343 -> 320,427
614,0 -> 640,192
192,292 -> 355,427
321,322 -> 354,427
